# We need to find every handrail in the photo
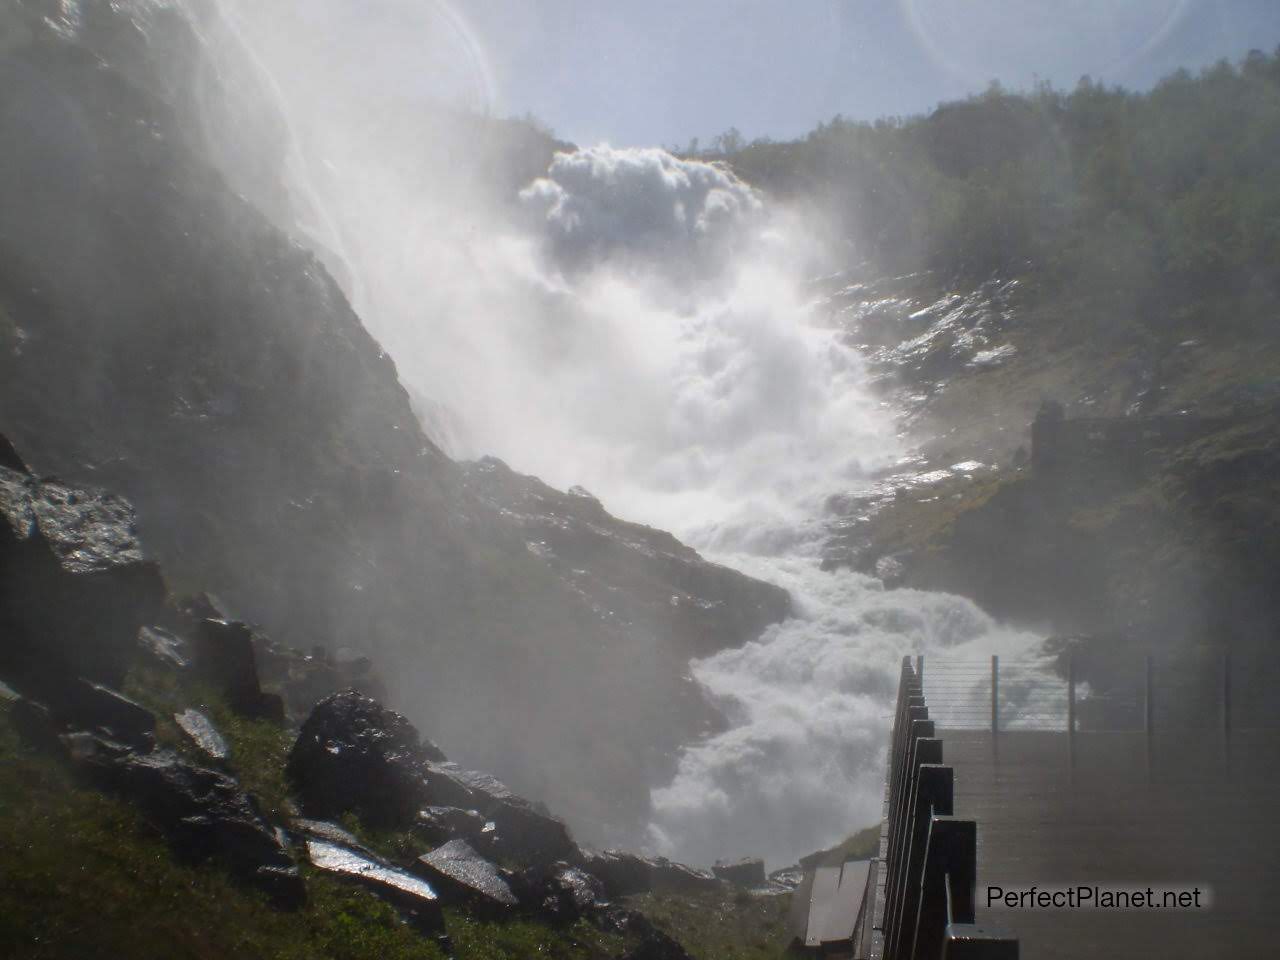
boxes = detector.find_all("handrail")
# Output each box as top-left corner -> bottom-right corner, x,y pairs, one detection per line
873,656 -> 1019,960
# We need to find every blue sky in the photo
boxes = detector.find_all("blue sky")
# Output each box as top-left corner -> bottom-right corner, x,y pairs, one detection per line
454,0 -> 1280,146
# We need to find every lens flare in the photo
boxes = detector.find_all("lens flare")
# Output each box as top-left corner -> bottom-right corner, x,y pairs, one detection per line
900,0 -> 1193,87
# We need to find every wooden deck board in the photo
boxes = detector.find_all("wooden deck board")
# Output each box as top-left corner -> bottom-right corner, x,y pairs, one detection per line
937,728 -> 1280,960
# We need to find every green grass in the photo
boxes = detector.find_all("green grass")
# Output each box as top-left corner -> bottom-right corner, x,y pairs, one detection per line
621,889 -> 793,960
0,700 -> 640,960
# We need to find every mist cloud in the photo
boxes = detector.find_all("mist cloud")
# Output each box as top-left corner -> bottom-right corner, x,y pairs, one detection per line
520,145 -> 763,281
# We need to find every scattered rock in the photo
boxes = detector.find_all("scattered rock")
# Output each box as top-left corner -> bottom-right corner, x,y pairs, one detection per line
618,929 -> 694,960
415,805 -> 491,846
305,839 -> 442,932
713,857 -> 766,888
80,746 -> 305,907
138,625 -> 192,670
413,839 -> 518,911
648,857 -> 719,894
581,849 -> 654,898
768,866 -> 805,890
288,818 -> 379,860
511,862 -> 605,922
423,762 -> 577,865
0,458 -> 167,688
287,691 -> 436,829
44,679 -> 156,752
10,698 -> 61,754
192,618 -> 283,720
174,708 -> 229,761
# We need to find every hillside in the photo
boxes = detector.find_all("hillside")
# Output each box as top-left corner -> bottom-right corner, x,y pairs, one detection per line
0,0 -> 787,848
715,52 -> 1280,667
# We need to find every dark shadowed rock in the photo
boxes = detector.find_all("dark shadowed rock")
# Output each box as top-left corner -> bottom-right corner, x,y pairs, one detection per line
620,930 -> 694,960
174,708 -> 229,761
0,461 -> 167,688
581,849 -> 654,898
461,458 -> 791,659
415,805 -> 491,846
413,839 -> 518,911
192,618 -> 283,720
422,761 -> 577,865
12,677 -> 157,752
287,691 -> 437,829
713,857 -> 766,888
138,625 -> 192,670
648,857 -> 719,894
10,698 -> 61,754
288,818 -> 380,860
305,839 -> 442,932
79,746 -> 304,907
511,862 -> 605,922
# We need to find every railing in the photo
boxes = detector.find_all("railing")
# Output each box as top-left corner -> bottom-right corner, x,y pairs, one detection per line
871,656 -> 1017,960
921,651 -> 1271,775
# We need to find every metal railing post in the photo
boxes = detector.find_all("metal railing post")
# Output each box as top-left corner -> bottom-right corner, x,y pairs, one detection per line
1067,654 -> 1076,775
1222,651 -> 1232,776
1144,655 -> 1154,779
991,655 -> 999,762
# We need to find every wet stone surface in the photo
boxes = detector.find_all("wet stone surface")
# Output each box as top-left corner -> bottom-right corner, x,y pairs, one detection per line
414,839 -> 518,909
305,839 -> 442,931
174,708 -> 229,761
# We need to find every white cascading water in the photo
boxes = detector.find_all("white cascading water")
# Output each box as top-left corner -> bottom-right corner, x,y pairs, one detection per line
203,0 -> 1044,869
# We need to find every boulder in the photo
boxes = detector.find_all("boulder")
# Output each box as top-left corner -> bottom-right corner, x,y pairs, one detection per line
0,459 -> 167,688
305,839 -> 442,933
414,805 -> 491,847
413,839 -> 518,911
581,849 -> 654,898
138,625 -> 192,670
10,698 -> 62,754
511,861 -> 605,922
174,708 -> 230,761
648,857 -> 719,894
10,677 -> 157,752
79,746 -> 304,907
288,818 -> 380,860
192,618 -> 283,720
287,691 -> 437,829
423,761 -> 577,865
620,931 -> 695,960
601,908 -> 693,959
712,857 -> 766,888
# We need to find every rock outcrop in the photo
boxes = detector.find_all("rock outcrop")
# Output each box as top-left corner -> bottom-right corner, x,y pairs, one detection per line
413,839 -> 519,911
77,744 -> 305,908
0,461 -> 166,688
0,0 -> 791,846
286,691 -> 441,829
303,839 -> 442,932
713,857 -> 767,888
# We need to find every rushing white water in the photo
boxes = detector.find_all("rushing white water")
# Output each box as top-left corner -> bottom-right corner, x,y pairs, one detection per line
199,0 -> 1044,870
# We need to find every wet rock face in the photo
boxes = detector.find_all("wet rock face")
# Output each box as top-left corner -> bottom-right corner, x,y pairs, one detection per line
0,458 -> 167,688
191,618 -> 283,720
79,746 -> 304,908
510,862 -> 606,923
422,762 -> 577,866
304,839 -> 442,932
413,839 -> 518,911
174,709 -> 229,762
286,691 -> 441,829
461,458 -> 791,659
648,858 -> 719,894
713,857 -> 766,888
581,849 -> 655,898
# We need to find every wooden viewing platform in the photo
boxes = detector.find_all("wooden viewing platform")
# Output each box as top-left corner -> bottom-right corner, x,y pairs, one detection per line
798,654 -> 1280,959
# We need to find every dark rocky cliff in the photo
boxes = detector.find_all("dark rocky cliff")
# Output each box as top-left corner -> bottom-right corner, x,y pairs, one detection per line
0,0 -> 788,845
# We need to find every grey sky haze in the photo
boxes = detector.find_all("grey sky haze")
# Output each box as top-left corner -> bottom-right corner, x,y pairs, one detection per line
456,0 -> 1280,146
240,1 -> 1280,148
